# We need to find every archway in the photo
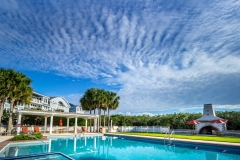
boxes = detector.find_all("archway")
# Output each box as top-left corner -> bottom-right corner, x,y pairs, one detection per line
199,126 -> 219,134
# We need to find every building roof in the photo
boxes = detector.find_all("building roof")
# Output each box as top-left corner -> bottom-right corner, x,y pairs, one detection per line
17,110 -> 98,119
33,92 -> 49,98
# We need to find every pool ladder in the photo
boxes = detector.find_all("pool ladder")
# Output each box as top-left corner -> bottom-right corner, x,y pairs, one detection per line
164,130 -> 175,146
75,131 -> 85,138
27,134 -> 48,153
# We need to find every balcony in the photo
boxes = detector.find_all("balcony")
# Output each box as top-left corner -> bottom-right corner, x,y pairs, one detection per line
31,98 -> 42,104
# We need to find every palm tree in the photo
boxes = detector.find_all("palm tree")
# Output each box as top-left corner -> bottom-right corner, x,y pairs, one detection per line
7,71 -> 33,133
107,91 -> 120,131
101,90 -> 108,128
80,95 -> 93,132
80,88 -> 99,132
0,69 -> 18,124
0,68 -> 8,124
80,88 -> 120,132
12,86 -> 33,124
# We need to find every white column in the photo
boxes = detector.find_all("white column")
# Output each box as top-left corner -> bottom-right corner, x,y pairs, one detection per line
67,118 -> 69,133
50,115 -> 53,134
16,113 -> 22,135
110,120 -> 112,132
85,119 -> 87,131
74,117 -> 78,134
97,115 -> 99,132
94,118 -> 96,132
44,117 -> 47,133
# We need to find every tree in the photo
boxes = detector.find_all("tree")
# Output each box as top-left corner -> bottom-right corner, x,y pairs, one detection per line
80,88 -> 120,132
0,68 -> 16,124
107,91 -> 120,131
80,94 -> 94,132
7,70 -> 33,133
80,88 -> 99,132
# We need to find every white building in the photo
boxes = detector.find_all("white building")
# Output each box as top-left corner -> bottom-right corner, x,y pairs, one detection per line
69,103 -> 84,113
4,92 -> 77,113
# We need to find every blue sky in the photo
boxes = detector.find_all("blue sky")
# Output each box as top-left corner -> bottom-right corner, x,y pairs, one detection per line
0,0 -> 240,115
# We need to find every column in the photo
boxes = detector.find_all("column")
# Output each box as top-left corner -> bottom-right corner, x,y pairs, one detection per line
74,117 -> 78,134
16,113 -> 22,135
94,118 -> 96,133
97,115 -> 99,132
44,117 -> 47,133
67,118 -> 69,133
110,120 -> 112,132
49,115 -> 53,134
85,119 -> 87,131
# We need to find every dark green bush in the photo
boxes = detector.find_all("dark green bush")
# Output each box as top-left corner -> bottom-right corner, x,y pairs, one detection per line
12,132 -> 43,141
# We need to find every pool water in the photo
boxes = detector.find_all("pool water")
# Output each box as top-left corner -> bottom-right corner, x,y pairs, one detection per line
1,135 -> 240,160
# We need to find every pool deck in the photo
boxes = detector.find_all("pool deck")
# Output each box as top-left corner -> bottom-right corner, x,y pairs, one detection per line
1,132 -> 240,152
0,133 -> 103,151
105,133 -> 240,147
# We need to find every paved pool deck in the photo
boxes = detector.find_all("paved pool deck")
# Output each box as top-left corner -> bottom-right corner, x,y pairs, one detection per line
0,132 -> 240,151
105,133 -> 240,147
0,133 -> 103,151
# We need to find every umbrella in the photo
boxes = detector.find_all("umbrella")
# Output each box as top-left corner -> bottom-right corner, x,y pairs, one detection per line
59,118 -> 63,126
187,120 -> 200,124
187,120 -> 200,130
212,119 -> 226,124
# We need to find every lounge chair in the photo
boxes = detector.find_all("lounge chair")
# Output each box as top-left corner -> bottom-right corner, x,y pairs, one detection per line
82,126 -> 88,132
34,126 -> 40,133
22,126 -> 28,133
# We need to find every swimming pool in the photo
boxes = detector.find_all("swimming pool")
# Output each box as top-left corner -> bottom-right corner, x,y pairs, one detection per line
1,135 -> 240,160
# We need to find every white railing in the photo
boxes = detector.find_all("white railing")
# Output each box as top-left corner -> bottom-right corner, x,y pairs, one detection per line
31,99 -> 41,104
116,126 -> 170,133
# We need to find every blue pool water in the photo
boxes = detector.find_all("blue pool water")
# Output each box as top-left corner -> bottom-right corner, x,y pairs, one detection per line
1,135 -> 240,160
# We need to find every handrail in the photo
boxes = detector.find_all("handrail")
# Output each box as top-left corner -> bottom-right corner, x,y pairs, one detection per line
0,152 -> 73,160
164,130 -> 175,146
27,134 -> 48,153
164,131 -> 168,145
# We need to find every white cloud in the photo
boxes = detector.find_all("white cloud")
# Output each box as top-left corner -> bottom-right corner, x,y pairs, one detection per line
0,0 -> 240,113
64,94 -> 83,105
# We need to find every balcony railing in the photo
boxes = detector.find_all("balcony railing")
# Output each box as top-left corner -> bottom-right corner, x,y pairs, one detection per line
31,99 -> 41,104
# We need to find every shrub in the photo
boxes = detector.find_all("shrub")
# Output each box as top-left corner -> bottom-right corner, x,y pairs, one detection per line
12,132 -> 43,141
32,132 -> 43,139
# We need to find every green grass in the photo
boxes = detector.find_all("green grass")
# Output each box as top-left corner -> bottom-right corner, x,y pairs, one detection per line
112,132 -> 240,143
